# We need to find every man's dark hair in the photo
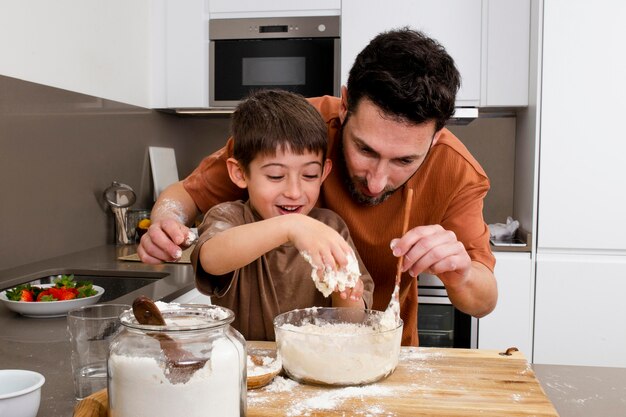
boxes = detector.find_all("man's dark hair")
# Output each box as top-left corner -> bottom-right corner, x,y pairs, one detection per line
231,89 -> 328,171
346,28 -> 460,131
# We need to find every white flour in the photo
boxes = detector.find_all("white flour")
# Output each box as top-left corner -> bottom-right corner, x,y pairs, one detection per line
109,332 -> 241,417
247,353 -> 281,377
379,287 -> 400,331
276,321 -> 402,385
300,251 -> 361,297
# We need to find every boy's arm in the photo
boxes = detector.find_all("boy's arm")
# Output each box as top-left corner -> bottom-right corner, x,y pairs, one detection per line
200,213 -> 355,276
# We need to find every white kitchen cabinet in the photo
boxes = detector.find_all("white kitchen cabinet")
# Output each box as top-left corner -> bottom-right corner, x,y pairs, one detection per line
0,0 -> 158,108
208,0 -> 340,18
341,0 -> 530,108
534,253 -> 626,367
537,0 -> 626,251
478,252 -> 533,359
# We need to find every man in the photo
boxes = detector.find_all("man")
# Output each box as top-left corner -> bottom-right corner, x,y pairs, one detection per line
138,28 -> 497,346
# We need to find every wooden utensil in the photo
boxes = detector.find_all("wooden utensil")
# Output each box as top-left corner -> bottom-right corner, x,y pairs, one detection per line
131,296 -> 207,384
384,188 -> 414,323
247,352 -> 282,389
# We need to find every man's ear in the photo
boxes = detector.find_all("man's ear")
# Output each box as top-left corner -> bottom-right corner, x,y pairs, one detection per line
226,158 -> 248,189
320,158 -> 333,183
339,85 -> 349,124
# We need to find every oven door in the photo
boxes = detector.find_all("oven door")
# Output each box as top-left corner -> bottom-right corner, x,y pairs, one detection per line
418,274 -> 478,348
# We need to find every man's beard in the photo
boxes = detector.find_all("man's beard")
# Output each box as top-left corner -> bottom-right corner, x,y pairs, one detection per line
346,176 -> 396,206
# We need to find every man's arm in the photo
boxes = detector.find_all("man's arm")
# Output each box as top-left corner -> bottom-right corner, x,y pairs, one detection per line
137,181 -> 200,264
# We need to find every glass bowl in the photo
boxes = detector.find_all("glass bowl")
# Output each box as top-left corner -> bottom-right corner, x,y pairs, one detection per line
274,307 -> 403,386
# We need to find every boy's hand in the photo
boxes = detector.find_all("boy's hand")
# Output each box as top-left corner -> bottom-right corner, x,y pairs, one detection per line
337,278 -> 364,302
287,215 -> 353,273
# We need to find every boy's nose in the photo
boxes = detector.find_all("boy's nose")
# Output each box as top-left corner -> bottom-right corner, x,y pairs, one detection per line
284,178 -> 303,199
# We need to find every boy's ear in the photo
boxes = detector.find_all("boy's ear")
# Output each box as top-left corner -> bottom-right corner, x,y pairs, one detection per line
226,158 -> 248,189
321,158 -> 333,182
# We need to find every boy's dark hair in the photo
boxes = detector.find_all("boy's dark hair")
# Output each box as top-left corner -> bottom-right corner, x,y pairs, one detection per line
346,28 -> 460,132
231,89 -> 328,171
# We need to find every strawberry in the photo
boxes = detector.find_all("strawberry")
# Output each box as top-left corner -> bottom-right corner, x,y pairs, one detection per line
19,289 -> 34,302
57,288 -> 78,301
36,289 -> 55,302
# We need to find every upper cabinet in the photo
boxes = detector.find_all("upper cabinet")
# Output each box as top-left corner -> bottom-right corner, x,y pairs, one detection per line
208,0 -> 340,17
0,0 -> 529,109
0,0 -> 158,108
341,0 -> 530,108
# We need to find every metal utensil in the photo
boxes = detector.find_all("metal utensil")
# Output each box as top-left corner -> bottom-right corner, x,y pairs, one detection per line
131,296 -> 207,384
103,182 -> 136,245
384,188 -> 414,324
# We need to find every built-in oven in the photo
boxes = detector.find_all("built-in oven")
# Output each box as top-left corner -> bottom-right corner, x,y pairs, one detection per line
418,274 -> 478,348
209,16 -> 340,108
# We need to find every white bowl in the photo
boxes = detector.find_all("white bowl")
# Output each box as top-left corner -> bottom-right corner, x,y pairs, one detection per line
0,284 -> 104,318
274,307 -> 403,386
0,370 -> 45,417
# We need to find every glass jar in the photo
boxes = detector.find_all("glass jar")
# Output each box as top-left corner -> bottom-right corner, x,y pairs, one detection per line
125,209 -> 150,243
108,304 -> 246,417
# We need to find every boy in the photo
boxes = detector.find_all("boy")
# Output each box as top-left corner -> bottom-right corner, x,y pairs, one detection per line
191,90 -> 374,341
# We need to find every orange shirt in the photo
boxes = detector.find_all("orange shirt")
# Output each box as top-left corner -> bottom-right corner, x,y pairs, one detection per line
184,96 -> 495,346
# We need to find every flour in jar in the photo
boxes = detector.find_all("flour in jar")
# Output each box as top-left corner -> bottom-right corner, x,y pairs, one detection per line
300,250 -> 360,297
108,336 -> 241,417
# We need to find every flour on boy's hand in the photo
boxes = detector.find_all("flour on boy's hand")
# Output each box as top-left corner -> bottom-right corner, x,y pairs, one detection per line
300,251 -> 361,297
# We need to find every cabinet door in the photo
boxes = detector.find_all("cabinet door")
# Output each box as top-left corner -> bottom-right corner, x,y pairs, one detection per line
481,0 -> 530,106
534,253 -> 626,367
341,0 -> 482,106
538,1 -> 626,250
209,0 -> 340,17
478,252 -> 533,359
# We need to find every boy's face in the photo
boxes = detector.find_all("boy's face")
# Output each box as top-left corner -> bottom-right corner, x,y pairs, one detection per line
228,146 -> 331,220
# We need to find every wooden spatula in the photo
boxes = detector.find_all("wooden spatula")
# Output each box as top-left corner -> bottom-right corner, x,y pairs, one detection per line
132,296 -> 207,384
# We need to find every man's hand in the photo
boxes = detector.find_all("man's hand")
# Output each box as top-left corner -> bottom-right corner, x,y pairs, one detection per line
391,224 -> 472,284
390,224 -> 497,317
137,218 -> 195,264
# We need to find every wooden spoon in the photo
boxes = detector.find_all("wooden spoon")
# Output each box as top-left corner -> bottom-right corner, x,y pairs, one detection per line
132,296 -> 207,384
247,350 -> 282,389
383,188 -> 414,324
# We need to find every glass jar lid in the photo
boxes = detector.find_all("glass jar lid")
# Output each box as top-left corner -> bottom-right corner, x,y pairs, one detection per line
120,303 -> 234,333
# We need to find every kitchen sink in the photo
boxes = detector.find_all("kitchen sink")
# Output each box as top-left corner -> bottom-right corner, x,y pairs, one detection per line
19,270 -> 167,303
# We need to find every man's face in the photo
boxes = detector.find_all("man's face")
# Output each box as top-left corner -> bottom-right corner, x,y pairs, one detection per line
339,95 -> 440,206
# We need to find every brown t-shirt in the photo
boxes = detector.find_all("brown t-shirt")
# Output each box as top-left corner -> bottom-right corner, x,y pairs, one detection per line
184,96 -> 495,346
191,201 -> 375,341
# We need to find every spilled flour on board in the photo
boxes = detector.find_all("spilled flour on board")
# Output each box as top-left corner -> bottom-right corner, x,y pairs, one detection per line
248,377 -> 399,416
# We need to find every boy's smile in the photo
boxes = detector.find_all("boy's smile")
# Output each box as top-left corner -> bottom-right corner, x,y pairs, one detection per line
230,145 -> 331,220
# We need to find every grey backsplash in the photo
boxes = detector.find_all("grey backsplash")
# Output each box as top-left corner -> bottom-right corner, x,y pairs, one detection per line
0,75 -> 514,271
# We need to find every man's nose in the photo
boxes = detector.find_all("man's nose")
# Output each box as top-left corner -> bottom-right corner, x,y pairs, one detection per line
366,163 -> 389,194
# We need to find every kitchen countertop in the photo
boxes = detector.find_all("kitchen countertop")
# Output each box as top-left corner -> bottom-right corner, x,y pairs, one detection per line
1,245 -> 625,416
0,245 -> 196,417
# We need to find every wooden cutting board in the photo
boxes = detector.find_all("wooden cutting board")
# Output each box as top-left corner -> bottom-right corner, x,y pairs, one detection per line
248,345 -> 557,416
74,345 -> 557,417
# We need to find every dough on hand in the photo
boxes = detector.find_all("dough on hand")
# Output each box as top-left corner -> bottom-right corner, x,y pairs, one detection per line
300,251 -> 361,297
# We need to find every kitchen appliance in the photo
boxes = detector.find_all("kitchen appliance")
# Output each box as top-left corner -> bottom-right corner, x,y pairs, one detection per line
418,274 -> 477,348
209,16 -> 340,108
